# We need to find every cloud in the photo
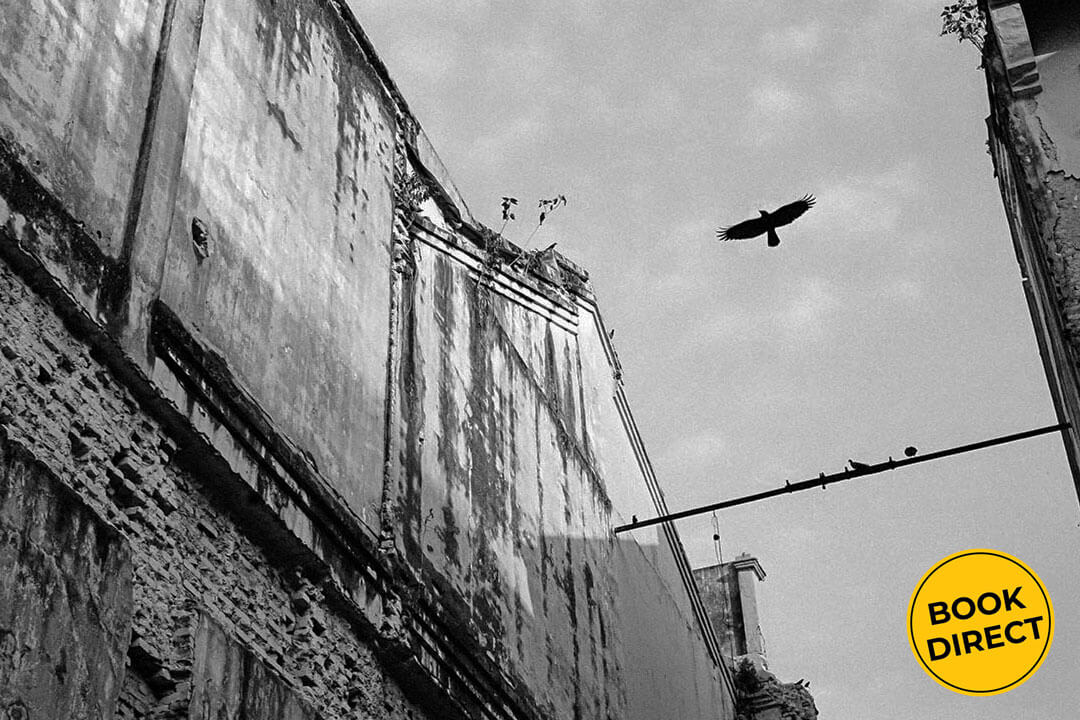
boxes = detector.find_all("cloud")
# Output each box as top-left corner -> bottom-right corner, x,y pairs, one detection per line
657,431 -> 732,475
828,69 -> 894,115
780,277 -> 841,337
390,34 -> 459,86
469,114 -> 548,160
883,277 -> 924,303
803,161 -> 924,236
750,79 -> 807,116
761,21 -> 824,56
745,79 -> 813,147
681,275 -> 844,353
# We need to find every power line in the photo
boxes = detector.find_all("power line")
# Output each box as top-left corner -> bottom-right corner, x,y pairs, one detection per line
613,423 -> 1069,534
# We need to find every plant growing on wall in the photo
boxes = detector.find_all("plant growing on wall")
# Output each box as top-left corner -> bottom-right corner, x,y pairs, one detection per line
400,174 -> 431,213
474,193 -> 569,322
490,194 -> 567,244
510,195 -> 567,272
733,658 -> 762,695
524,195 -> 567,245
480,194 -> 568,270
499,195 -> 518,233
941,0 -> 985,52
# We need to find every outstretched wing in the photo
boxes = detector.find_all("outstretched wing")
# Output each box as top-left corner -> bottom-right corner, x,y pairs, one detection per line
768,194 -> 815,228
716,215 -> 770,241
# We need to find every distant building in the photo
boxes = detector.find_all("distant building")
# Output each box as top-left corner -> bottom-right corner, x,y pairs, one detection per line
695,555 -> 818,720
982,0 -> 1080,500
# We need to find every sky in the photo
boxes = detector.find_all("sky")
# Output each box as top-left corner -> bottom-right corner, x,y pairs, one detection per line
353,2 -> 1080,717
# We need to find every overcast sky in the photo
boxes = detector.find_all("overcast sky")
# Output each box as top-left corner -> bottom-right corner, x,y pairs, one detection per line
354,2 -> 1080,716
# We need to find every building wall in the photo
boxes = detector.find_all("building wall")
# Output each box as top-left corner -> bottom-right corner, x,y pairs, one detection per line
155,0 -> 396,523
0,0 -> 166,258
694,557 -> 818,720
983,0 -> 1080,498
0,436 -> 133,720
0,0 -> 736,717
696,562 -> 747,660
0,261 -> 430,720
1016,1 -> 1080,175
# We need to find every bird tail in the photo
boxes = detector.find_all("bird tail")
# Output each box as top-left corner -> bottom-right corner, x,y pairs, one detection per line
767,228 -> 780,247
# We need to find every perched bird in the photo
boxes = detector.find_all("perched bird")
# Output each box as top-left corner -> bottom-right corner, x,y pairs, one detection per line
904,446 -> 918,458
848,458 -> 871,471
717,194 -> 816,247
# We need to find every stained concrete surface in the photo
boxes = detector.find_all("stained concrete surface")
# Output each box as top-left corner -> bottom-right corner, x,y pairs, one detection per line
156,0 -> 397,525
0,0 -> 166,258
0,434 -> 134,720
0,0 -> 738,716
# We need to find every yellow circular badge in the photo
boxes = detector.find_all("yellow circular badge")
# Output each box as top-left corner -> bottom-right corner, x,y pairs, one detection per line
907,549 -> 1052,695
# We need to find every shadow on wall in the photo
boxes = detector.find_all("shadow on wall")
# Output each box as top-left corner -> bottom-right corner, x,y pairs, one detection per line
389,238 -> 733,717
1014,0 -> 1080,175
1020,0 -> 1078,55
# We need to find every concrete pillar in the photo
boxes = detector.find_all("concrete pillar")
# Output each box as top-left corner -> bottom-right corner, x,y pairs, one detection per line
731,554 -> 767,659
692,553 -> 766,664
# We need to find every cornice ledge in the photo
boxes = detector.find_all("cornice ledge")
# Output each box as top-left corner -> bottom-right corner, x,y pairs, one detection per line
987,0 -> 1042,97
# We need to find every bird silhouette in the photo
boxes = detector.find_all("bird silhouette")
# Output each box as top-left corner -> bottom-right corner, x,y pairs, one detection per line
848,458 -> 871,472
904,446 -> 918,458
717,194 -> 816,247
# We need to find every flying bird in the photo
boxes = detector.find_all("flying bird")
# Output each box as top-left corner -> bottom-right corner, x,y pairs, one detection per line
717,194 -> 816,247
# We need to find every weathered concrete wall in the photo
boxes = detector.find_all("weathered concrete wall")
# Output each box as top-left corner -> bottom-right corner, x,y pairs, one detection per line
615,541 -> 733,719
0,434 -> 133,720
696,562 -> 746,660
0,0 -> 397,529
984,0 -> 1080,495
696,558 -> 818,720
155,0 -> 396,525
0,0 -> 165,258
388,218 -> 734,718
0,0 -> 737,717
1018,1 -> 1080,176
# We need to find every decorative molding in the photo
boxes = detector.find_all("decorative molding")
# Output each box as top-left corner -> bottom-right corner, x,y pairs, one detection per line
731,554 -> 767,582
147,301 -> 542,720
988,0 -> 1042,97
410,220 -> 582,334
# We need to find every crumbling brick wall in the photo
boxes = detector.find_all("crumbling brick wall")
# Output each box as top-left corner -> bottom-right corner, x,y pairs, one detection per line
0,435 -> 132,720
0,261 -> 429,719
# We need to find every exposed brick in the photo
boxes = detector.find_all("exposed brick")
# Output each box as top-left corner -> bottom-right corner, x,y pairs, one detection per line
0,263 -> 427,719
